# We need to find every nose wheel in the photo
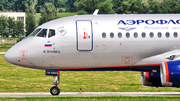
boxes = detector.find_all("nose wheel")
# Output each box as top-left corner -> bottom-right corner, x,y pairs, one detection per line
50,76 -> 60,95
50,86 -> 60,95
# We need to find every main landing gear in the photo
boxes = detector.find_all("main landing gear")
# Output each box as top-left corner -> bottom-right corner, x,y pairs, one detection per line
46,70 -> 61,95
50,76 -> 60,95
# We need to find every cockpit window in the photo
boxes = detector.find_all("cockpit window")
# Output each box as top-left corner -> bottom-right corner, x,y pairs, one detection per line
36,29 -> 47,38
48,29 -> 56,38
27,28 -> 41,38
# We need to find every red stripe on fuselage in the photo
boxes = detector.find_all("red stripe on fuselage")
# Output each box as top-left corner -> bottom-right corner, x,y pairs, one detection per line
45,64 -> 161,71
132,64 -> 160,67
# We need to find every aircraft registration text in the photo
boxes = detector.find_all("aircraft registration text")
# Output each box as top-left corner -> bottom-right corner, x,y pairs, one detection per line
43,50 -> 60,54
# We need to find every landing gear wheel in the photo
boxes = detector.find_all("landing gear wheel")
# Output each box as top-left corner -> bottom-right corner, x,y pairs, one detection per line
48,75 -> 60,95
50,86 -> 60,95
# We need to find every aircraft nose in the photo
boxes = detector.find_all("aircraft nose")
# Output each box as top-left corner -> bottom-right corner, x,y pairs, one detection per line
4,47 -> 18,64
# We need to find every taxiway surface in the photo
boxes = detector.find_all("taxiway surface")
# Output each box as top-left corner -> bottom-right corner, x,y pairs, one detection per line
0,52 -> 5,54
0,92 -> 180,97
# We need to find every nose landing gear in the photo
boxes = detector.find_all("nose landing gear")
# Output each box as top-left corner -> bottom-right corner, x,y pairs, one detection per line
46,70 -> 61,95
50,76 -> 60,95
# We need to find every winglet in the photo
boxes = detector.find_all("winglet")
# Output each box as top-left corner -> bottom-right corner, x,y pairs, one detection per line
93,9 -> 99,15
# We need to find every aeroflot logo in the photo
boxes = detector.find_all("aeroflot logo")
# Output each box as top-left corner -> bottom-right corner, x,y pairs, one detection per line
118,19 -> 180,25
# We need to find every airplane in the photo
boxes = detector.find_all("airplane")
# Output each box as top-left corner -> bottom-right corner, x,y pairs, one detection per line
4,9 -> 180,95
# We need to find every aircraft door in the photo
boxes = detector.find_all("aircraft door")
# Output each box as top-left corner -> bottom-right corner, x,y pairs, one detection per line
76,20 -> 93,51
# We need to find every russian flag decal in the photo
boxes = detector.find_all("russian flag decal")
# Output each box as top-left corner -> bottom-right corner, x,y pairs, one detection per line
44,43 -> 52,47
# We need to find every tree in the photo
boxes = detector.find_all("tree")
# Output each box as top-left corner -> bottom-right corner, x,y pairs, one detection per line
74,0 -> 115,14
129,0 -> 144,14
25,0 -> 37,36
0,16 -> 8,37
39,3 -> 58,25
60,0 -> 68,8
113,0 -> 123,13
36,0 -> 51,13
66,0 -> 76,12
36,0 -> 66,13
146,0 -> 180,14
14,0 -> 30,12
14,21 -> 24,37
113,0 -> 144,14
97,0 -> 115,14
147,0 -> 160,14
7,17 -> 15,37
159,0 -> 180,13
0,0 -> 15,11
54,0 -> 63,10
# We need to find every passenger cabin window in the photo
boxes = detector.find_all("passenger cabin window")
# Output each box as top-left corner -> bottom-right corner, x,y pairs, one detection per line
110,32 -> 114,38
27,28 -> 41,38
102,32 -> 106,38
142,32 -> 146,38
126,32 -> 130,38
166,32 -> 170,38
150,32 -> 154,38
158,32 -> 162,38
37,29 -> 47,38
118,32 -> 122,38
48,29 -> 56,38
174,32 -> 178,38
134,32 -> 138,38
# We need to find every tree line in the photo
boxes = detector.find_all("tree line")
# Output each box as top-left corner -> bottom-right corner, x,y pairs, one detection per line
1,0 -> 180,38
1,0 -> 180,14
0,0 -> 68,13
74,0 -> 180,14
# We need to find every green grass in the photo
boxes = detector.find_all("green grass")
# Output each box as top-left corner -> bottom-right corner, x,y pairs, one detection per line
0,38 -> 19,40
0,43 -> 14,47
57,12 -> 77,18
1,54 -> 180,92
0,48 -> 10,52
1,96 -> 180,101
0,44 -> 14,52
35,13 -> 41,21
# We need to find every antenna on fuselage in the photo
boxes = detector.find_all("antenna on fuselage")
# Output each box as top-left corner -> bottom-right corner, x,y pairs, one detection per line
93,9 -> 99,15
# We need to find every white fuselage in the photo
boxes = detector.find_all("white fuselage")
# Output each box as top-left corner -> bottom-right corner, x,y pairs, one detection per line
4,14 -> 180,71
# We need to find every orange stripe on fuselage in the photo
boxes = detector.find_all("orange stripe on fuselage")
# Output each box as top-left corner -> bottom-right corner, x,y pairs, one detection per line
146,72 -> 149,82
164,62 -> 169,82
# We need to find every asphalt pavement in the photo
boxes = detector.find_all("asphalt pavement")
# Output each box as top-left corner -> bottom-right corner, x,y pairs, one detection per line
0,92 -> 180,97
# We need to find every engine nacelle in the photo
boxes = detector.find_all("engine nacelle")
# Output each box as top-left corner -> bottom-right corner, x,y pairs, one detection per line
160,61 -> 180,87
141,72 -> 162,87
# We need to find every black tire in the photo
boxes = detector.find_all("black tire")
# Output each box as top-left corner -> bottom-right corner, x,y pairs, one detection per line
50,86 -> 60,95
